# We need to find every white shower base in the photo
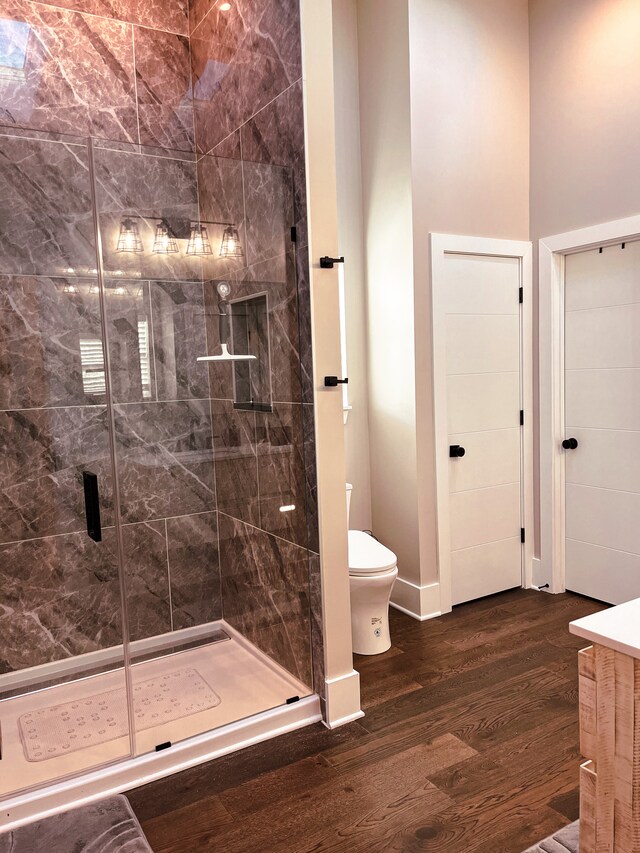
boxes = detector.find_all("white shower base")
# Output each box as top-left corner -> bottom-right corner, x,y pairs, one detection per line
0,624 -> 318,827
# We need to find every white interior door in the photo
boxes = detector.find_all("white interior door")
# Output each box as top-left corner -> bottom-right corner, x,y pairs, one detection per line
564,241 -> 640,604
434,247 -> 525,607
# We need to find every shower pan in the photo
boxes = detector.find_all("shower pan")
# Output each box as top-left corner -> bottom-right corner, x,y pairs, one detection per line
0,127 -> 319,816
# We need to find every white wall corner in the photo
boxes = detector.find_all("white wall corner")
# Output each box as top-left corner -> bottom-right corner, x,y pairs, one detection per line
322,669 -> 364,729
390,577 -> 441,622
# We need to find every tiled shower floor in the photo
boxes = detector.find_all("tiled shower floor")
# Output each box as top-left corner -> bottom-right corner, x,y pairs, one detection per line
0,635 -> 309,799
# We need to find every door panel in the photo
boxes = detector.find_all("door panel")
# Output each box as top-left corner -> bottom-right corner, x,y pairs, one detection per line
447,372 -> 520,434
566,428 -> 640,493
566,483 -> 640,555
564,240 -> 640,311
452,537 -> 522,608
450,483 -> 521,551
566,539 -> 640,606
565,304 -> 640,369
438,251 -> 523,606
565,368 -> 640,431
445,314 -> 520,375
441,253 -> 522,314
448,429 -> 520,493
565,243 -> 640,603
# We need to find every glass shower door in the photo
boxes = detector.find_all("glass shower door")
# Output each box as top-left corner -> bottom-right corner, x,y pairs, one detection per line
89,133 -> 316,757
0,129 -> 133,798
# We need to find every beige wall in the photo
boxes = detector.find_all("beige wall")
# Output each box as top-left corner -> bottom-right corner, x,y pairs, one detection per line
529,0 -> 640,554
408,0 -> 530,591
335,0 -> 640,602
355,0 -> 529,603
332,0 -> 372,532
356,0 -> 422,586
530,0 -> 640,241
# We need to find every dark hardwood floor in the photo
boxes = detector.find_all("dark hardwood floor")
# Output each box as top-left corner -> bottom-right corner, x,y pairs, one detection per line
128,589 -> 607,852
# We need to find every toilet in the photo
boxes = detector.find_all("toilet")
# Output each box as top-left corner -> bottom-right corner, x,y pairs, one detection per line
346,483 -> 398,655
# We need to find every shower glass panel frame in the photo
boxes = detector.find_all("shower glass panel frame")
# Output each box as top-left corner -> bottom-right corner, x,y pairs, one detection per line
0,127 -> 316,798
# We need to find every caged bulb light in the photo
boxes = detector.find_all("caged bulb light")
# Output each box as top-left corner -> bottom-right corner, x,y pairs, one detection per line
116,218 -> 143,253
186,223 -> 213,256
219,225 -> 244,260
152,220 -> 179,255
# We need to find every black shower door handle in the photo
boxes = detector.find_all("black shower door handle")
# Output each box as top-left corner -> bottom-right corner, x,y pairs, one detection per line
83,471 -> 102,542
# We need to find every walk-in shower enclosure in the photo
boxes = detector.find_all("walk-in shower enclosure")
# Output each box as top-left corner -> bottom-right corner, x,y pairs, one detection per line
0,0 -> 322,802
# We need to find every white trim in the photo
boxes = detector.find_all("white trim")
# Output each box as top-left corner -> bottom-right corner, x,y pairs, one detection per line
300,0 -> 362,727
538,214 -> 640,594
390,578 -> 441,621
322,669 -> 364,729
0,695 -> 321,833
430,234 -> 534,613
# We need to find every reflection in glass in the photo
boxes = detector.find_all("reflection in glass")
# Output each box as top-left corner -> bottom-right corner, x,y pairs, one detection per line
116,218 -> 143,253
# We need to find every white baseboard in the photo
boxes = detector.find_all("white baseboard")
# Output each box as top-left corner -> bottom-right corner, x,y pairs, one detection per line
322,669 -> 363,728
390,577 -> 441,621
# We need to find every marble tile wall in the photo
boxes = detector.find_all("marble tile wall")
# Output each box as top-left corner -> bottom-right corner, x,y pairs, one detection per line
0,140 -> 221,669
0,0 -> 321,699
192,0 -> 321,693
0,0 -> 193,149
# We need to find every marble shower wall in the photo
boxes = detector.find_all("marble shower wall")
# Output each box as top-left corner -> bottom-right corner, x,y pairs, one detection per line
191,0 -> 322,694
0,0 -> 194,150
0,0 -> 321,698
0,0 -> 217,672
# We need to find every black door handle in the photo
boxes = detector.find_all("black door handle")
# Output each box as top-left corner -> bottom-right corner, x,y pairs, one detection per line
83,471 -> 102,542
324,376 -> 348,387
320,256 -> 345,269
562,438 -> 579,450
449,445 -> 466,458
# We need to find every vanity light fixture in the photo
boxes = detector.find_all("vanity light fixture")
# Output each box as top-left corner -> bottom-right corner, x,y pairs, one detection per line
219,225 -> 244,260
152,220 -> 179,255
115,215 -> 243,259
116,218 -> 143,253
186,223 -> 213,256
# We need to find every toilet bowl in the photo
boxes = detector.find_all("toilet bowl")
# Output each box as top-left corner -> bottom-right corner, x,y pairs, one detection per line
346,484 -> 398,655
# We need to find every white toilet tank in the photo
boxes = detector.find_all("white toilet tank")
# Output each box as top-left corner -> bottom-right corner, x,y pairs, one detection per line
346,482 -> 353,527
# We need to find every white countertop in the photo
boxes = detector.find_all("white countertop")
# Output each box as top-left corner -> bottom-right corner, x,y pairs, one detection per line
570,598 -> 640,659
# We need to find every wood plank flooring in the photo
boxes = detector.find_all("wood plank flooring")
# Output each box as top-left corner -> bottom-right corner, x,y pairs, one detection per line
128,589 -> 607,852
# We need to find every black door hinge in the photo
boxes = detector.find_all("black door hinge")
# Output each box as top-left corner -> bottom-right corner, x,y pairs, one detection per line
291,226 -> 297,243
519,286 -> 523,304
520,528 -> 525,544
520,410 -> 524,426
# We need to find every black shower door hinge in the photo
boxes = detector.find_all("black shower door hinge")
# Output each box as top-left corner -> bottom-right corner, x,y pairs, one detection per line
520,410 -> 524,426
291,226 -> 297,243
519,286 -> 523,304
521,528 -> 525,544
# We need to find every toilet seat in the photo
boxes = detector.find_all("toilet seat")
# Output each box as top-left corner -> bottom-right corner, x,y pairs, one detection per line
348,530 -> 397,575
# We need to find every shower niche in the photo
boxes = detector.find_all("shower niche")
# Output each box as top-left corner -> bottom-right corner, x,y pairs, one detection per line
230,293 -> 273,413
